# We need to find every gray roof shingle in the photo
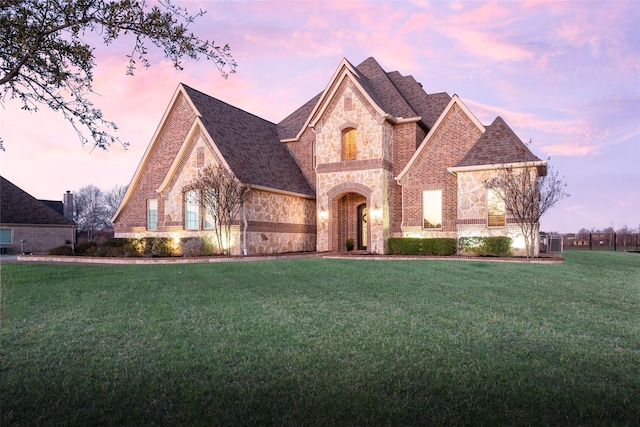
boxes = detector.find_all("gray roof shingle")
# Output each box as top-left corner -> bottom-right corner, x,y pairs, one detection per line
182,85 -> 315,197
0,176 -> 74,225
276,57 -> 453,139
455,116 -> 541,167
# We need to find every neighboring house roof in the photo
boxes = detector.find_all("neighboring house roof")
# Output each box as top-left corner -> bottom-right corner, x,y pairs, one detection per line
455,116 -> 542,168
181,85 -> 315,197
0,176 -> 74,225
40,200 -> 64,216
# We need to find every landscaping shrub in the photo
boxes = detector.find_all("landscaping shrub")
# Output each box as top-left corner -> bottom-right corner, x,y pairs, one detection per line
181,237 -> 204,257
142,237 -> 172,257
387,238 -> 456,256
459,236 -> 512,257
48,245 -> 74,256
98,238 -> 142,257
74,241 -> 97,256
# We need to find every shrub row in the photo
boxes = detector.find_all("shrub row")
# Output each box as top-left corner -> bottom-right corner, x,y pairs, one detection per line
50,236 -> 513,258
387,238 -> 457,256
49,237 -> 219,257
458,236 -> 513,257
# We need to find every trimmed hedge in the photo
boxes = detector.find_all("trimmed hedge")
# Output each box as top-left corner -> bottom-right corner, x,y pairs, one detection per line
387,238 -> 457,256
74,241 -> 97,255
49,245 -> 74,256
459,236 -> 512,257
98,237 -> 173,257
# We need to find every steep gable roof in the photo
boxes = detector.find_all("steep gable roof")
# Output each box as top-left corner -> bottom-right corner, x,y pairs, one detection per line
385,71 -> 451,129
181,85 -> 314,196
0,176 -> 74,225
455,116 -> 541,168
277,57 -> 454,140
354,57 -> 418,119
278,92 -> 321,141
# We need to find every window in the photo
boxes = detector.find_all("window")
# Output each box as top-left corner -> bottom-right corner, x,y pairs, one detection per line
185,190 -> 200,230
147,199 -> 158,231
487,189 -> 505,227
423,190 -> 442,229
202,190 -> 217,230
0,228 -> 11,244
342,128 -> 357,161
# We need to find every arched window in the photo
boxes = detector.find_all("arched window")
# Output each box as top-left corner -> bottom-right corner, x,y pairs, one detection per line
342,128 -> 357,161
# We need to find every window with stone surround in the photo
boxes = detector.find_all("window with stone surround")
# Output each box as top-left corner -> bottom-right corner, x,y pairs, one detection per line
342,128 -> 357,161
423,189 -> 442,229
184,190 -> 200,230
487,189 -> 505,227
0,228 -> 11,244
147,199 -> 158,231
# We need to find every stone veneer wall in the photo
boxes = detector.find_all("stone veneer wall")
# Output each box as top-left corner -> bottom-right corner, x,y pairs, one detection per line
243,188 -> 316,254
313,80 -> 394,254
456,169 -> 533,256
162,132 -> 221,228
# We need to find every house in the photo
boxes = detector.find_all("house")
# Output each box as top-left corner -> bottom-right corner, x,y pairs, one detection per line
112,57 -> 545,256
0,176 -> 76,254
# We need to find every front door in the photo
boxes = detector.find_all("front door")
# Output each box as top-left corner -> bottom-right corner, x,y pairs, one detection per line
357,203 -> 367,250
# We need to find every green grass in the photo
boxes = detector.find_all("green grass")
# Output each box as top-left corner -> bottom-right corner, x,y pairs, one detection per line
1,252 -> 639,426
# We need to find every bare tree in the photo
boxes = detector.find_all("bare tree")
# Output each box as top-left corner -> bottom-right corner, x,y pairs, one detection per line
0,0 -> 236,150
486,162 -> 569,258
184,165 -> 251,256
103,184 -> 128,228
74,184 -> 108,241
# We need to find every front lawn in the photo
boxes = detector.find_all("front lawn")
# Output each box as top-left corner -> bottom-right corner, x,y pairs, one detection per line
1,252 -> 638,425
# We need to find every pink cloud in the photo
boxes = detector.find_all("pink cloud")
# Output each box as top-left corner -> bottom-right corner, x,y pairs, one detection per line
464,99 -> 609,157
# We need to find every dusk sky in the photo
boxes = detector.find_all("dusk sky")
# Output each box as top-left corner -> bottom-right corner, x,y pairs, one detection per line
1,0 -> 638,233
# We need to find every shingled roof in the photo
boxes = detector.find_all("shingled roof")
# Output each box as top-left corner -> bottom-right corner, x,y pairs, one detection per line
455,116 -> 541,167
0,176 -> 74,225
276,57 -> 451,140
182,85 -> 315,197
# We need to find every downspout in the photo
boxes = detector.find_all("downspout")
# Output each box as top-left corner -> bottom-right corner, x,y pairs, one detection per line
242,188 -> 248,256
395,177 -> 404,236
309,124 -> 320,252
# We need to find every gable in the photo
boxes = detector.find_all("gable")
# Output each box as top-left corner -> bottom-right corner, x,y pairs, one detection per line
112,88 -> 199,223
396,95 -> 485,182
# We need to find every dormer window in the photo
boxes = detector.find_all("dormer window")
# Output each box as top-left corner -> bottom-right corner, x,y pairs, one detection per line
342,128 -> 357,161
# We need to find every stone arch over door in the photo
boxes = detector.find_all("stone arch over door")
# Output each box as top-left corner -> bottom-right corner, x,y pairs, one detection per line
326,182 -> 372,252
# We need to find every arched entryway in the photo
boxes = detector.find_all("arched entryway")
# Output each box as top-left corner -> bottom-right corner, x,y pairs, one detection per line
335,192 -> 367,252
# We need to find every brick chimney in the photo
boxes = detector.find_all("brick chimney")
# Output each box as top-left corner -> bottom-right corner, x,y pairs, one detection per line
63,190 -> 74,222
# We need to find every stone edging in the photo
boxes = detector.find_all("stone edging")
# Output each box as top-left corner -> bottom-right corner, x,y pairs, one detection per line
14,253 -> 564,265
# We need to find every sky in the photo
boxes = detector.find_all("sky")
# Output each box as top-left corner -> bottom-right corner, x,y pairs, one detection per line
1,0 -> 638,233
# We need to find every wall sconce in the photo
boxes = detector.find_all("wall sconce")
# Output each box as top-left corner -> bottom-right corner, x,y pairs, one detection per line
318,210 -> 329,221
370,208 -> 383,220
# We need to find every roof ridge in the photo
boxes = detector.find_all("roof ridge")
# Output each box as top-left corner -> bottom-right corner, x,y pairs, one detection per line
181,83 -> 277,126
